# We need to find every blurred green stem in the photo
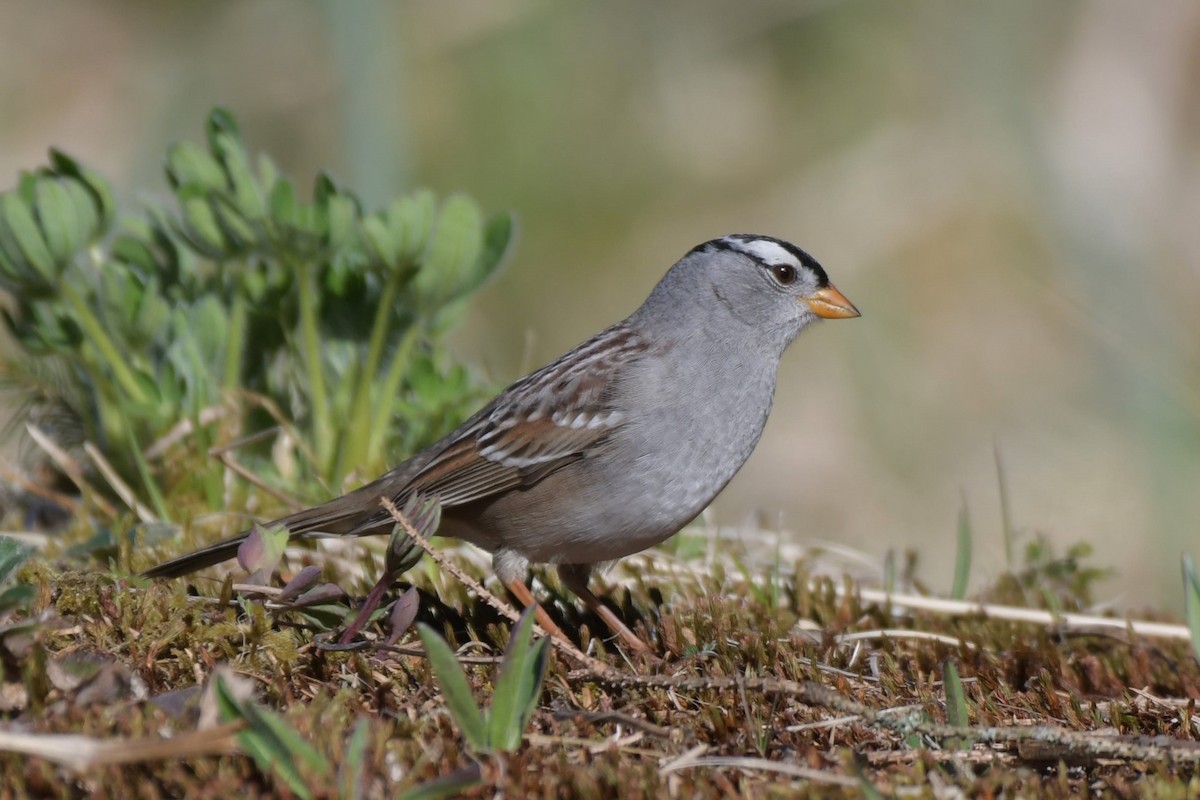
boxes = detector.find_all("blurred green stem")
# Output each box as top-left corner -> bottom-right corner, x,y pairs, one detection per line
294,257 -> 332,475
122,407 -> 170,521
60,282 -> 148,405
368,324 -> 420,466
223,288 -> 247,391
337,263 -> 408,481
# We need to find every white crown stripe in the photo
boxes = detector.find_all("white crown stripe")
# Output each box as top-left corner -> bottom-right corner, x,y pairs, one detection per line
721,237 -> 798,267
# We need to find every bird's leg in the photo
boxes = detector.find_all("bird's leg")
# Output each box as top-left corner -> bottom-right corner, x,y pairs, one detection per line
557,563 -> 655,657
493,549 -> 572,645
503,577 -> 573,645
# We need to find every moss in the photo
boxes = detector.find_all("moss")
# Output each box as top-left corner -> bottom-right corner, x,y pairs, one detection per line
2,528 -> 1198,797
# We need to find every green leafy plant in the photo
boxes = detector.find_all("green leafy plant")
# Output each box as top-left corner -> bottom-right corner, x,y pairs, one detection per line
0,108 -> 512,522
0,537 -> 35,617
416,607 -> 549,754
214,673 -> 331,799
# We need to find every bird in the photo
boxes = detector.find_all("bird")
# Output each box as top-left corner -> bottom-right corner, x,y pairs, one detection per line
143,234 -> 859,654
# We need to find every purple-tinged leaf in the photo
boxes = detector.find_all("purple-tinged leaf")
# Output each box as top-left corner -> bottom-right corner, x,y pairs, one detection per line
384,587 -> 420,646
237,524 -> 288,578
277,565 -> 322,603
290,583 -> 346,608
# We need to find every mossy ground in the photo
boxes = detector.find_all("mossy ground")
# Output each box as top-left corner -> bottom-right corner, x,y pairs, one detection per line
3,519 -> 1199,798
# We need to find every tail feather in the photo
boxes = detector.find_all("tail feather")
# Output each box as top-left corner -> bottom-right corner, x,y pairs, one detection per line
141,532 -> 253,578
142,471 -> 410,579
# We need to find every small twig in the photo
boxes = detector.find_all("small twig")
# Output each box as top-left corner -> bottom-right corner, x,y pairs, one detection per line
525,732 -> 664,759
143,404 -> 228,460
834,629 -> 978,650
659,751 -> 862,789
376,644 -> 505,665
240,391 -> 325,491
23,424 -> 118,519
83,442 -> 156,522
212,450 -> 302,511
379,496 -> 614,674
551,709 -> 673,739
0,721 -> 243,772
0,461 -> 82,516
207,426 -> 282,457
853,587 -> 1192,641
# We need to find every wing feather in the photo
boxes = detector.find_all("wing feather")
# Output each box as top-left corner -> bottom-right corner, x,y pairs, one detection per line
400,324 -> 646,509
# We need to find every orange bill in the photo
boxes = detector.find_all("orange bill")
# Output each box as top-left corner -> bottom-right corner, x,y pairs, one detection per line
803,285 -> 860,319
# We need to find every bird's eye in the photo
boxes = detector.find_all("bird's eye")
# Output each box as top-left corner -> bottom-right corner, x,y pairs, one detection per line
770,264 -> 798,285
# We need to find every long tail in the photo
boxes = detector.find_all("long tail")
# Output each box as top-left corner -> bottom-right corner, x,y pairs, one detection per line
141,471 -> 410,579
141,532 -> 253,578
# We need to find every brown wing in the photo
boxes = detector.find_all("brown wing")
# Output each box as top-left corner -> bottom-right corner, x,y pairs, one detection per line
336,323 -> 646,534
401,324 -> 644,506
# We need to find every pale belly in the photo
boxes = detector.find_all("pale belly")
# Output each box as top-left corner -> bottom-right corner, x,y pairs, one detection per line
442,406 -> 767,566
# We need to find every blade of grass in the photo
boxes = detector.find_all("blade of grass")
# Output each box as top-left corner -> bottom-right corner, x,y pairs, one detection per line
951,496 -> 972,599
396,764 -> 483,800
995,445 -> 1015,570
293,256 -> 332,477
336,260 -> 408,481
487,607 -> 548,752
121,408 -> 170,521
340,717 -> 370,800
1183,555 -> 1200,664
367,324 -> 419,466
416,623 -> 488,751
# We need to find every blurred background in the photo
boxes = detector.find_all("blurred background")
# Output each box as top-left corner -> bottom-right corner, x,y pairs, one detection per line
1,1 -> 1197,607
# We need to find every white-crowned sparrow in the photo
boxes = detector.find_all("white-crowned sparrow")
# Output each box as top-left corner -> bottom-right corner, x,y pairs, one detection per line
145,234 -> 859,653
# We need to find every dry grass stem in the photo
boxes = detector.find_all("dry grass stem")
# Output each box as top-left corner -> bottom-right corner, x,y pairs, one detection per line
83,442 -> 156,522
854,587 -> 1192,640
24,423 -> 118,518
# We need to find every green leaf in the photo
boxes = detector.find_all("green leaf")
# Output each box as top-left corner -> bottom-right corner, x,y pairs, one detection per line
215,674 -> 329,800
361,215 -> 398,268
61,178 -> 101,251
214,131 -> 265,219
416,623 -> 488,751
390,189 -> 437,261
166,141 -> 228,191
414,194 -> 483,309
0,585 -> 34,615
1183,555 -> 1200,665
269,177 -> 298,225
177,189 -> 228,257
206,107 -> 242,145
1,191 -> 58,281
0,535 -> 35,584
340,717 -> 370,800
951,498 -> 972,599
487,606 -> 548,751
478,211 -> 515,278
33,178 -> 76,265
211,195 -> 259,252
49,148 -> 115,230
396,765 -> 483,800
324,193 -> 357,251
